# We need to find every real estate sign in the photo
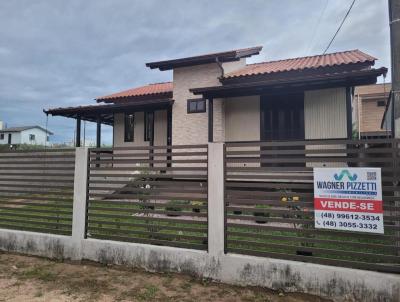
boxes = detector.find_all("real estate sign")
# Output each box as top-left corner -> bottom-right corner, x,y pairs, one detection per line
313,167 -> 384,234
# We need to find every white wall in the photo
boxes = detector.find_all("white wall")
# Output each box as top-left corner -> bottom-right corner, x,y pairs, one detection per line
0,132 -> 21,145
20,128 -> 49,145
0,128 -> 50,145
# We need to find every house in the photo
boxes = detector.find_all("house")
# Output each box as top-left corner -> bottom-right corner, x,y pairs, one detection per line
0,122 -> 53,146
353,83 -> 391,138
45,46 -> 387,147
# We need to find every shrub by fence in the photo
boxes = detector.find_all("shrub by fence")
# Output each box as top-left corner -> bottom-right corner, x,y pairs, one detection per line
224,139 -> 400,273
86,144 -> 208,250
0,148 -> 75,235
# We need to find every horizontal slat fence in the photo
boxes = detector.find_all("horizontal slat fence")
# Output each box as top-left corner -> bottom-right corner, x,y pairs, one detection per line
87,144 -> 208,250
224,138 -> 400,273
0,148 -> 75,235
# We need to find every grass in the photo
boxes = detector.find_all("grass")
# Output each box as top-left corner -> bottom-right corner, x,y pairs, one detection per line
136,284 -> 159,301
87,198 -> 208,248
17,265 -> 58,282
0,185 -> 398,268
0,192 -> 73,235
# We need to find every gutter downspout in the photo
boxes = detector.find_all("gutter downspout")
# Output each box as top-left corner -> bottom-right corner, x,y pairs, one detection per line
215,57 -> 224,78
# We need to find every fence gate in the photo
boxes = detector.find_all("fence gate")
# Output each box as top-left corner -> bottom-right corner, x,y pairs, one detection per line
224,139 -> 400,273
86,144 -> 208,250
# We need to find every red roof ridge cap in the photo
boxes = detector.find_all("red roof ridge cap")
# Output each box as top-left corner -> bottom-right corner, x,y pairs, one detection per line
244,49 -> 376,67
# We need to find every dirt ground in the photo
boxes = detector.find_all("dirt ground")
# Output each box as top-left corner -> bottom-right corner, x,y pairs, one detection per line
0,252 -> 331,302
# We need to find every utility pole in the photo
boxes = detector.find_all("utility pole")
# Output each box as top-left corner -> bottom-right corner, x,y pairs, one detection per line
389,0 -> 400,137
389,0 -> 400,255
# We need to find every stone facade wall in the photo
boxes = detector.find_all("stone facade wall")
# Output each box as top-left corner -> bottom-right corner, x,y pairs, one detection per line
172,60 -> 245,145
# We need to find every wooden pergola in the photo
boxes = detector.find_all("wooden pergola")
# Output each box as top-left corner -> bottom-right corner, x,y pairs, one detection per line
44,99 -> 173,147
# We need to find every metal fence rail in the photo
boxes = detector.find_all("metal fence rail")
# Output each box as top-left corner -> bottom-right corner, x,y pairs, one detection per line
0,148 -> 75,235
224,138 -> 400,273
86,144 -> 208,250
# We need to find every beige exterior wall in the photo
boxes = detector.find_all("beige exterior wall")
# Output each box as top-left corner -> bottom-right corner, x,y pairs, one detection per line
213,98 -> 225,142
113,112 -> 148,148
113,110 -> 167,147
225,95 -> 260,142
172,60 -> 245,145
304,88 -> 347,168
360,98 -> 386,133
304,87 -> 347,139
154,110 -> 168,146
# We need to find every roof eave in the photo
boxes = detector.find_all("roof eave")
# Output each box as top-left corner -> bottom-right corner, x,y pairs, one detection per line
145,46 -> 262,71
44,99 -> 174,125
191,67 -> 388,98
96,91 -> 173,103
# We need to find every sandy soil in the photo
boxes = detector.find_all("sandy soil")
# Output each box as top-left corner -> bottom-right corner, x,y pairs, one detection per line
0,252 -> 331,302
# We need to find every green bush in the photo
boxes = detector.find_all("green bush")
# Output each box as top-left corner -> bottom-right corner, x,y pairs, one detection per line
253,204 -> 270,224
191,201 -> 204,213
165,200 -> 190,216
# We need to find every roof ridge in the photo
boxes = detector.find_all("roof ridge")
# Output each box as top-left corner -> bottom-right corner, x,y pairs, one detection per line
96,81 -> 173,102
244,49 -> 371,67
147,81 -> 173,85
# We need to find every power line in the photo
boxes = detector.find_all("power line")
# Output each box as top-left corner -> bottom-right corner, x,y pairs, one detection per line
307,0 -> 329,55
323,0 -> 356,54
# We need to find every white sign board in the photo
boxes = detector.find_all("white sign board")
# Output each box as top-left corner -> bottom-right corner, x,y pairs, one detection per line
313,168 -> 383,234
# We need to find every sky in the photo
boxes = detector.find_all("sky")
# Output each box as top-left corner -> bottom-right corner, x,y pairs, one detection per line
0,0 -> 391,144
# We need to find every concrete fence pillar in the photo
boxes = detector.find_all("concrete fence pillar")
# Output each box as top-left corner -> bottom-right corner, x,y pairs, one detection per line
71,147 -> 89,260
207,143 -> 225,256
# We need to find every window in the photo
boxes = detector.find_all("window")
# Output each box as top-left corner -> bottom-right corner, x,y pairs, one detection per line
187,98 -> 206,113
124,113 -> 135,142
377,100 -> 386,107
29,134 -> 35,141
0,134 -> 3,140
144,111 -> 154,142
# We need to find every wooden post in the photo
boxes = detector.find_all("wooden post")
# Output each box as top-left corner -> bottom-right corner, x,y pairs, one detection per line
346,87 -> 353,139
208,98 -> 213,142
96,116 -> 101,148
76,116 -> 81,147
167,106 -> 172,168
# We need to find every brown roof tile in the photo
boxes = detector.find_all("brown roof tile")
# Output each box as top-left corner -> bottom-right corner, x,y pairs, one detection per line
96,82 -> 173,102
224,49 -> 376,79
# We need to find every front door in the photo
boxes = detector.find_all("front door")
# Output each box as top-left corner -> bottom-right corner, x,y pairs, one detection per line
260,93 -> 305,167
261,93 -> 305,141
7,133 -> 11,144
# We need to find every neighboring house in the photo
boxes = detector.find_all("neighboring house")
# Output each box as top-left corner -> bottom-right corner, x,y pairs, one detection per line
45,46 -> 387,147
353,83 -> 391,138
0,122 -> 53,145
